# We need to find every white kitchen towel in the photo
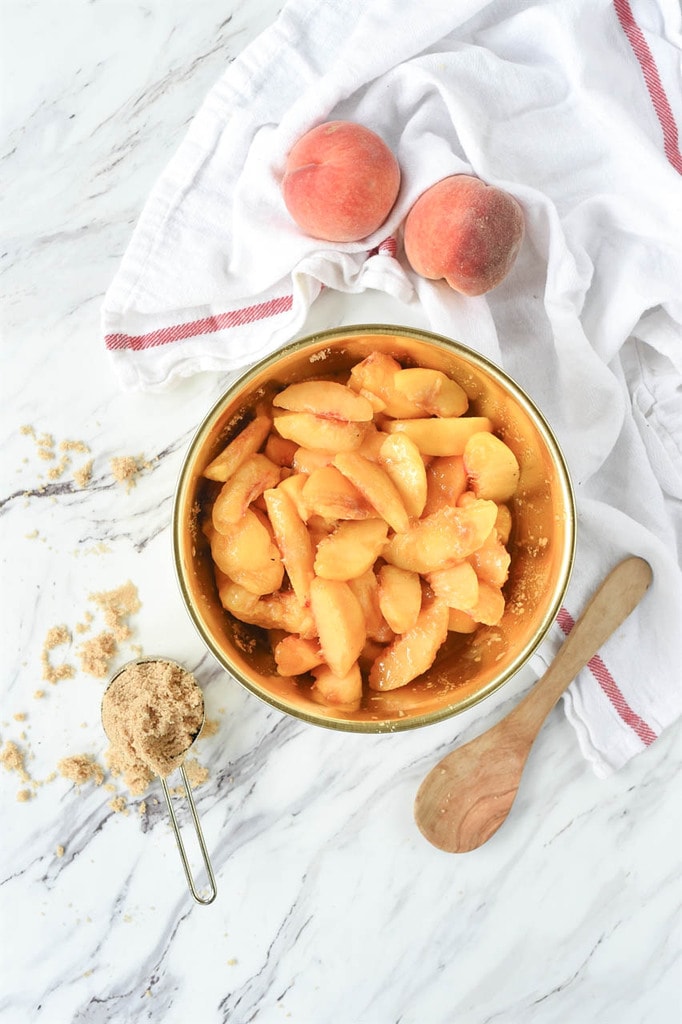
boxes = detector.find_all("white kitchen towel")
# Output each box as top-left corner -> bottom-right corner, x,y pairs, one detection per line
102,0 -> 682,777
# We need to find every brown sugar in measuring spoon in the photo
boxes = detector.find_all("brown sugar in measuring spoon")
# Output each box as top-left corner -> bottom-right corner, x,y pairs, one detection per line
102,657 -> 217,905
414,557 -> 653,853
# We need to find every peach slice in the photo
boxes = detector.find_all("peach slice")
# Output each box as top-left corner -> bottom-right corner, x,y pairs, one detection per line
311,661 -> 363,709
463,431 -> 520,502
273,380 -> 374,421
392,368 -> 469,417
277,472 -> 309,521
206,512 -> 284,595
384,416 -> 493,456
273,410 -> 368,451
309,577 -> 366,678
469,530 -> 511,588
302,465 -> 375,520
468,581 -> 506,625
423,455 -> 468,515
368,597 -> 449,691
274,635 -> 324,676
263,487 -> 315,602
212,454 -> 281,529
446,608 -> 478,633
333,452 -> 411,533
348,352 -> 424,418
427,562 -> 479,610
378,433 -> 428,519
314,519 -> 389,580
494,504 -> 513,546
377,564 -> 422,634
382,499 -> 498,574
292,447 -> 335,475
203,410 -> 272,482
264,433 -> 297,468
347,569 -> 393,643
218,578 -> 316,637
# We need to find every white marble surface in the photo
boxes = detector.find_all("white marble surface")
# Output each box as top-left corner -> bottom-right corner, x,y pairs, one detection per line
1,2 -> 681,1023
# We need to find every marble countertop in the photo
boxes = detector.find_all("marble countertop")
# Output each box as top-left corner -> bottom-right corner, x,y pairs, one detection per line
2,2 -> 680,1022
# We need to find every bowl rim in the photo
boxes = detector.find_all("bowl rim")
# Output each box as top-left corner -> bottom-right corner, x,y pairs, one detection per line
172,323 -> 576,733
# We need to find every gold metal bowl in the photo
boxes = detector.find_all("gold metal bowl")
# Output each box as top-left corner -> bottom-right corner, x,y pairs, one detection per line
172,325 -> 575,732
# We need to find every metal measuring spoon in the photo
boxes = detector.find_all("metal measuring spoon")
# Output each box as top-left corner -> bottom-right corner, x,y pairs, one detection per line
102,656 -> 217,905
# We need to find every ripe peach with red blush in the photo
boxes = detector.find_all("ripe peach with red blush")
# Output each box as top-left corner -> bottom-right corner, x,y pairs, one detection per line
404,174 -> 524,296
282,120 -> 401,242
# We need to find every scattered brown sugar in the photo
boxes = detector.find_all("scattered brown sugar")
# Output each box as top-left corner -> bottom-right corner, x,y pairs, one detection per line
60,440 -> 90,454
41,625 -> 75,684
1,740 -> 30,782
108,795 -> 128,815
138,800 -> 147,816
73,459 -> 94,489
184,758 -> 209,788
110,455 -> 150,491
17,788 -> 32,802
13,712 -> 27,722
75,611 -> 94,634
47,455 -> 70,480
77,631 -> 117,678
102,660 -> 204,797
33,689 -> 45,700
57,754 -> 104,787
89,581 -> 141,642
56,845 -> 65,857
199,718 -> 219,739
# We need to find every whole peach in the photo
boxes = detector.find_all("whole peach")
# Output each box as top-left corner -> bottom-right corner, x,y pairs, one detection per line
282,121 -> 401,243
403,175 -> 524,296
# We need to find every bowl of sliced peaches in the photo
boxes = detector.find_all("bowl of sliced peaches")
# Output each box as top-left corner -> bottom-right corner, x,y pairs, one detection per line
173,325 -> 575,731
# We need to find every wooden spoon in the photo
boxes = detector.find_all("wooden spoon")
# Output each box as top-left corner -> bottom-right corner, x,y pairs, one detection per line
414,556 -> 653,853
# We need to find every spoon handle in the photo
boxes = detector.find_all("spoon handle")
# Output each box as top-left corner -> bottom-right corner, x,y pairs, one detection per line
507,556 -> 653,742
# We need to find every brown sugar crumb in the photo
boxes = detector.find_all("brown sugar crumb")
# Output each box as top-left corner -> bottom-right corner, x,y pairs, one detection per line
60,439 -> 90,454
56,845 -> 65,857
20,425 -> 35,437
41,625 -> 75,684
13,712 -> 27,722
33,689 -> 45,700
108,795 -> 128,815
77,631 -> 117,678
138,800 -> 147,816
199,718 -> 219,739
75,611 -> 94,634
184,758 -> 209,788
1,741 -> 30,782
89,581 -> 141,642
57,754 -> 105,787
102,660 -> 204,797
47,454 -> 70,480
110,455 -> 146,491
17,788 -> 32,802
73,459 -> 94,489
25,529 -> 39,540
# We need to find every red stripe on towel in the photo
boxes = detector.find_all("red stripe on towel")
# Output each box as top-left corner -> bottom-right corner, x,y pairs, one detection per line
557,606 -> 657,745
613,0 -> 682,173
105,294 -> 294,351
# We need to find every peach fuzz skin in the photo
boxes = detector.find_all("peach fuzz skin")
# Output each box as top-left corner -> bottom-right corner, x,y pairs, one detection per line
403,175 -> 524,296
282,121 -> 401,243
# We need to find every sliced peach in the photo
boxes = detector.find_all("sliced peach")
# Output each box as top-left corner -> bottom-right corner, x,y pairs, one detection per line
264,433 -> 298,468
494,504 -> 513,546
382,500 -> 498,573
469,530 -> 511,588
348,352 -> 423,418
314,519 -> 388,580
277,472 -> 309,521
392,368 -> 469,417
273,379 -> 374,421
207,511 -> 284,595
377,564 -> 422,634
263,487 -> 315,602
384,416 -> 493,456
273,410 -> 368,451
378,434 -> 427,519
468,582 -> 506,625
463,431 -> 520,501
274,635 -> 324,676
203,410 -> 272,482
333,452 -> 410,533
218,579 -> 316,636
311,661 -> 363,709
212,454 -> 281,529
423,455 -> 468,515
292,447 -> 335,475
302,465 -> 375,520
357,426 -> 390,462
368,598 -> 449,691
427,562 -> 479,610
447,608 -> 478,633
309,577 -> 366,678
306,514 -> 337,548
347,569 -> 393,642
